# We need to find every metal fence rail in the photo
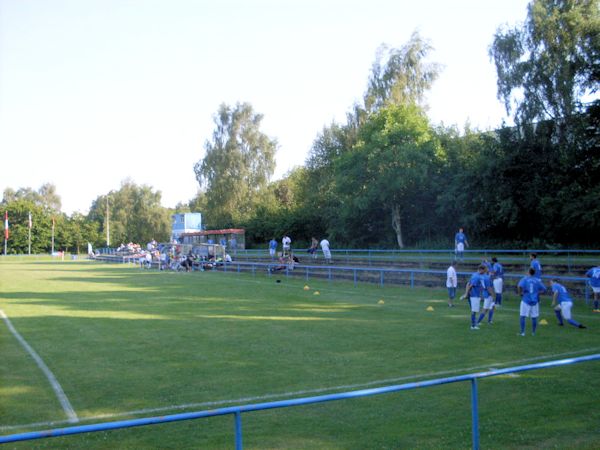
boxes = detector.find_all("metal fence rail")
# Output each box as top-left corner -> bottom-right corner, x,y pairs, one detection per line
1,354 -> 598,449
227,261 -> 594,303
92,256 -> 596,303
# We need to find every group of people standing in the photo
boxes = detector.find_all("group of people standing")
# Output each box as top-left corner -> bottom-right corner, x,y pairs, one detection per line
448,228 -> 600,335
268,235 -> 332,263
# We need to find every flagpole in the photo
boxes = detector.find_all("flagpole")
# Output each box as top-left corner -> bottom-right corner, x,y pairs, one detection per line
3,211 -> 7,256
106,196 -> 110,247
28,212 -> 32,255
51,217 -> 55,254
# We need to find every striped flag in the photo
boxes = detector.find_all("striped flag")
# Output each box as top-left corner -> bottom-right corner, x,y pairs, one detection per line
4,211 -> 8,240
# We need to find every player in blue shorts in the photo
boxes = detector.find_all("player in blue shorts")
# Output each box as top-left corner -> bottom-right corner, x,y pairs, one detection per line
517,268 -> 546,336
550,279 -> 586,328
585,266 -> 600,312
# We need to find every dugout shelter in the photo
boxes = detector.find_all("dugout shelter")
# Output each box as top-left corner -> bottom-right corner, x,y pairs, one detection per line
180,228 -> 245,251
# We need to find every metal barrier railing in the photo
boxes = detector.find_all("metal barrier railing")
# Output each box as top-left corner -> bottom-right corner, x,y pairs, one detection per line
1,354 -> 598,448
91,257 -> 595,304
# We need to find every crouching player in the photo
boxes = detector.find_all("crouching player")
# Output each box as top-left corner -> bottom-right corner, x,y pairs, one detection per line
517,268 -> 546,336
550,279 -> 586,329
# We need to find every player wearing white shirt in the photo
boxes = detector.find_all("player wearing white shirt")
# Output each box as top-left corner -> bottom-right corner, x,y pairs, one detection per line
446,262 -> 457,307
282,235 -> 291,256
320,238 -> 331,263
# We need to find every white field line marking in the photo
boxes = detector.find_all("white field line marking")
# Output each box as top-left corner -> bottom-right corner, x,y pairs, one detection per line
2,347 -> 598,433
0,309 -> 79,424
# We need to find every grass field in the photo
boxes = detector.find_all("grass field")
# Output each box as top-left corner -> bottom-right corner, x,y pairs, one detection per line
1,260 -> 599,449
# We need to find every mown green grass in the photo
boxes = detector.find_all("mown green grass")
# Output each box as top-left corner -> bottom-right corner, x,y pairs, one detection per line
0,260 -> 599,449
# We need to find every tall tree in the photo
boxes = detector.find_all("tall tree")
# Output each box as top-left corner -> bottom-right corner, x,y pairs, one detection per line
334,104 -> 443,248
2,183 -> 62,212
490,0 -> 599,127
194,102 -> 277,227
1,200 -> 52,254
87,180 -> 171,245
364,31 -> 441,113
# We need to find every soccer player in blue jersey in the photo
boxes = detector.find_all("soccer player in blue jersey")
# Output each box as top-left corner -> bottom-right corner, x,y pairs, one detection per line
464,265 -> 494,330
481,257 -> 492,273
517,268 -> 547,336
585,266 -> 600,312
491,257 -> 504,307
268,238 -> 278,260
530,253 -> 542,279
454,228 -> 468,262
550,279 -> 586,329
476,265 -> 496,325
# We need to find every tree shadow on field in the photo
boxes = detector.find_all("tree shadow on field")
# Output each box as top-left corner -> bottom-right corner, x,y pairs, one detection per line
0,266 -> 360,323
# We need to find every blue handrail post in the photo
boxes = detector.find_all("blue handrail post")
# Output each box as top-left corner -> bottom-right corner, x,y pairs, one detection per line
234,411 -> 243,450
471,378 -> 480,450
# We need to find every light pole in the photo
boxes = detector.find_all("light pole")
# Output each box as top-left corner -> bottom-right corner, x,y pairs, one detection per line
106,196 -> 110,247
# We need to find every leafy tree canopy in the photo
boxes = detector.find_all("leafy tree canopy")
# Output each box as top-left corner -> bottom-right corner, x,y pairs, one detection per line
194,102 -> 277,228
490,0 -> 599,126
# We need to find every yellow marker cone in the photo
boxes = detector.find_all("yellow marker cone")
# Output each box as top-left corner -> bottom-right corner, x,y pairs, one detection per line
378,299 -> 385,305
313,291 -> 320,296
426,306 -> 434,311
303,285 -> 310,290
539,319 -> 548,325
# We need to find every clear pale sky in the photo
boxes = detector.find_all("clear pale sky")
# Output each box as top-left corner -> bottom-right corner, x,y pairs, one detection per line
0,0 -> 529,214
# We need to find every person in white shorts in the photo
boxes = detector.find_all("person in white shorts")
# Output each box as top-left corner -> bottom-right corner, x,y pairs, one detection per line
550,279 -> 586,328
490,257 -> 504,307
320,238 -> 331,263
282,235 -> 291,257
476,265 -> 495,325
454,228 -> 468,262
517,268 -> 546,336
463,265 -> 494,330
585,266 -> 600,312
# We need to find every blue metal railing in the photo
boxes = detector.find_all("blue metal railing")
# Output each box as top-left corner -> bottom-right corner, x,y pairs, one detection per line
1,354 -> 598,448
92,256 -> 596,304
